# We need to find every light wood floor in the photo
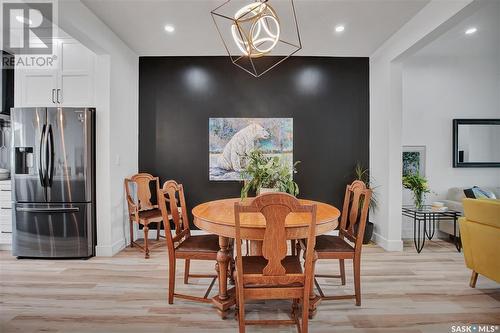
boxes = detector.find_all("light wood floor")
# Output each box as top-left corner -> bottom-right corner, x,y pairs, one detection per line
1,240 -> 499,333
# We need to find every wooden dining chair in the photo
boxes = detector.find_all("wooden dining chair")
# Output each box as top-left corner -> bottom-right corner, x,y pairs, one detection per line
158,180 -> 219,304
234,193 -> 317,333
301,180 -> 371,306
124,173 -> 165,259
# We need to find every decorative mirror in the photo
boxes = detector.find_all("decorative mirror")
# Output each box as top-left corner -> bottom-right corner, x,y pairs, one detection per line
453,119 -> 500,167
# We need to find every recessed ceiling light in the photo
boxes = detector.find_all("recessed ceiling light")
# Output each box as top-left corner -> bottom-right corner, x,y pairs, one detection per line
335,25 -> 345,33
16,16 -> 33,25
164,24 -> 175,33
465,27 -> 477,35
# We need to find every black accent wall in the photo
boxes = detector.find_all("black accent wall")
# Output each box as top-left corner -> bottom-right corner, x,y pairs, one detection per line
139,56 -> 369,227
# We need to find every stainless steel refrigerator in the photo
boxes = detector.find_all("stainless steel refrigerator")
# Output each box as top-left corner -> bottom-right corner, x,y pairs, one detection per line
11,107 -> 95,258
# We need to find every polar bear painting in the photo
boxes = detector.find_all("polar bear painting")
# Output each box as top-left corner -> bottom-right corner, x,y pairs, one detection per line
217,123 -> 270,171
209,118 -> 293,181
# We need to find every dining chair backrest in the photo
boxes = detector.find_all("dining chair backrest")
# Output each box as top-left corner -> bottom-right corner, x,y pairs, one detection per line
339,180 -> 372,250
157,180 -> 191,250
234,193 -> 317,285
124,173 -> 159,211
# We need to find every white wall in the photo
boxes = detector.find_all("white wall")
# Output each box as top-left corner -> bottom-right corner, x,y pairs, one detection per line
401,55 -> 500,238
369,0 -> 473,250
58,0 -> 138,256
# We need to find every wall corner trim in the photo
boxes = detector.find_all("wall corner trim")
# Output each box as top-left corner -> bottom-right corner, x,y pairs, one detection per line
372,232 -> 404,251
96,238 -> 126,257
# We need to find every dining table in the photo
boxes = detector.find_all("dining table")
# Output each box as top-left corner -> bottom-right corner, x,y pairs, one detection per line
192,197 -> 340,319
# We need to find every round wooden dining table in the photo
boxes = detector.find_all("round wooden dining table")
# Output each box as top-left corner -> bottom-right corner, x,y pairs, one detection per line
192,197 -> 340,319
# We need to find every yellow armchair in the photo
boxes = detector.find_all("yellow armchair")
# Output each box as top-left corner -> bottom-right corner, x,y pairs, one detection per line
459,198 -> 500,287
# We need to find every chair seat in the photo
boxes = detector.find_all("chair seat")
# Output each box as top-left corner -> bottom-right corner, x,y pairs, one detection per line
236,255 -> 304,288
240,255 -> 303,274
176,234 -> 220,253
315,235 -> 355,253
137,208 -> 163,223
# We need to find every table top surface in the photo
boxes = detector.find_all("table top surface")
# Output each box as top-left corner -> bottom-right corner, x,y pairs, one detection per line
192,197 -> 341,229
402,205 -> 461,215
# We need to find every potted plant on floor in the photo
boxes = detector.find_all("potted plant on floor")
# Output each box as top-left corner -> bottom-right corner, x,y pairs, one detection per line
353,163 -> 379,244
240,149 -> 300,199
402,173 -> 430,209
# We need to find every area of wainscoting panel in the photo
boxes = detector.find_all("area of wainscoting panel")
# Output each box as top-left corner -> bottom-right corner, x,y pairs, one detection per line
1,240 -> 499,333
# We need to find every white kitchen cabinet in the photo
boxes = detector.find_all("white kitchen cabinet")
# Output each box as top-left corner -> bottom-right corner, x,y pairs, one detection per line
0,180 -> 12,249
16,70 -> 58,106
15,38 -> 95,107
57,39 -> 95,106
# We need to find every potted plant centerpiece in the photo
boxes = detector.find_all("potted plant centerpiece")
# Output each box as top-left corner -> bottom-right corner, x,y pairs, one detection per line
240,149 -> 300,199
353,163 -> 379,244
402,173 -> 430,209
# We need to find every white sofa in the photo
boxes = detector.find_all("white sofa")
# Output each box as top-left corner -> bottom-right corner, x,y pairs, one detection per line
439,187 -> 500,236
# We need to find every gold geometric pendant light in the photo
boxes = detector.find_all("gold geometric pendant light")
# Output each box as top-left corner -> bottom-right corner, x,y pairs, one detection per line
211,0 -> 302,77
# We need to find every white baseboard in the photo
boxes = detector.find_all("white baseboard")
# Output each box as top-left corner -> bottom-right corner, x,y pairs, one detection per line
96,238 -> 126,257
372,232 -> 403,251
0,244 -> 11,251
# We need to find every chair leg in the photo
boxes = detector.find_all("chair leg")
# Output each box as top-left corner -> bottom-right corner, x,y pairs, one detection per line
291,298 -> 299,317
237,287 -> 245,333
291,298 -> 300,330
353,257 -> 361,306
469,271 -> 478,288
234,288 -> 239,322
302,293 -> 310,333
339,259 -> 346,285
156,223 -> 160,241
184,259 -> 190,284
129,220 -> 134,247
168,256 -> 176,304
143,226 -> 150,259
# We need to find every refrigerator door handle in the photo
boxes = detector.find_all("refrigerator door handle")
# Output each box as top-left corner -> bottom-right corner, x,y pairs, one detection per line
16,207 -> 80,213
51,89 -> 56,104
38,124 -> 47,187
46,124 -> 54,186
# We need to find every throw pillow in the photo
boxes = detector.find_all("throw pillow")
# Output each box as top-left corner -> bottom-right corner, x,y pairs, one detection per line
464,188 -> 476,198
472,186 -> 497,199
464,186 -> 498,199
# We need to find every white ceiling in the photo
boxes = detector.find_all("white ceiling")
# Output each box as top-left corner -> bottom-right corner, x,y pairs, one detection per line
409,0 -> 500,59
82,0 -> 429,57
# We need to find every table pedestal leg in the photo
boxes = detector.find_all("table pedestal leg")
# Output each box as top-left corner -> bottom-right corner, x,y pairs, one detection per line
212,236 -> 235,319
228,239 -> 235,286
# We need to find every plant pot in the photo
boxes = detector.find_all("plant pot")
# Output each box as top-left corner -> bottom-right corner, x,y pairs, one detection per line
354,221 -> 374,245
362,221 -> 374,244
257,187 -> 279,195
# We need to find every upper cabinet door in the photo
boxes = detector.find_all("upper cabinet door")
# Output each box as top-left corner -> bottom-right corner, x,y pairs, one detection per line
14,37 -> 95,108
16,69 -> 58,107
57,39 -> 94,107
